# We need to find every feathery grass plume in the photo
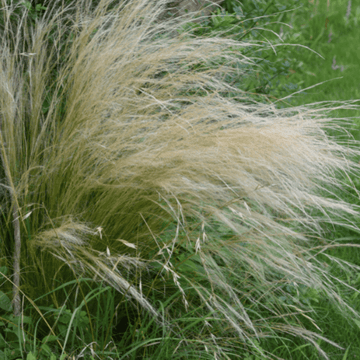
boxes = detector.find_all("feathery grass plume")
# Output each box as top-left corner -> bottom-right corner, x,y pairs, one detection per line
1,0 -> 360,357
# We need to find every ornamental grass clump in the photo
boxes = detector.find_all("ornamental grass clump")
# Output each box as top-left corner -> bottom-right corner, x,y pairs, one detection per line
1,0 -> 360,358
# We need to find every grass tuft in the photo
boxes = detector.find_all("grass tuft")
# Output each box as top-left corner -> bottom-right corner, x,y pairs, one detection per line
1,0 -> 360,358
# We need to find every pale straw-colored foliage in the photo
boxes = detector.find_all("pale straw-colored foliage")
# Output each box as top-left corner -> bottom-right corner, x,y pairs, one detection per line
1,0 -> 360,358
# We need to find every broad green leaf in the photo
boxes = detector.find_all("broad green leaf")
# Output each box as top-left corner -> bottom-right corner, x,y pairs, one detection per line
41,343 -> 52,355
0,291 -> 12,312
21,316 -> 33,325
26,352 -> 37,360
353,319 -> 360,329
42,335 -> 59,343
0,266 -> 8,277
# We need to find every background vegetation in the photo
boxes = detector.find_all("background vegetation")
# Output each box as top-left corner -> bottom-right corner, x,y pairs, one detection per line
1,0 -> 360,359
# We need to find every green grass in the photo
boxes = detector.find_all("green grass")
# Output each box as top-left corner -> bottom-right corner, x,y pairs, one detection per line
1,0 -> 360,359
272,0 -> 360,117
252,2 -> 360,357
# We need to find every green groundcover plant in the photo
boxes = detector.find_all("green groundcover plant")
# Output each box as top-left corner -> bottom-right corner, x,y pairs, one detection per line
1,0 -> 360,358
